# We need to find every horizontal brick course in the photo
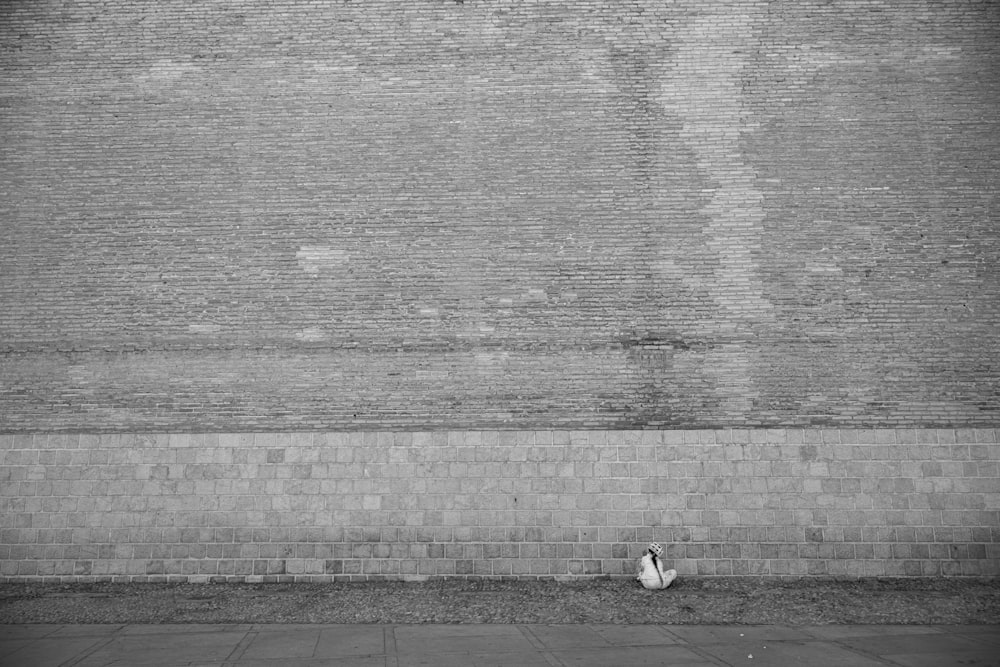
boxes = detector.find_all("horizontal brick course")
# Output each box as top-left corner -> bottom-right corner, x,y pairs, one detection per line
1,429 -> 997,582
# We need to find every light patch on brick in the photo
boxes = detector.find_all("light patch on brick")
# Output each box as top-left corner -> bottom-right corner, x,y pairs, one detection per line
526,288 -> 547,302
806,263 -> 843,274
295,327 -> 327,342
296,245 -> 347,274
579,46 -> 615,94
136,59 -> 201,84
188,324 -> 222,334
310,62 -> 359,74
475,352 -> 509,366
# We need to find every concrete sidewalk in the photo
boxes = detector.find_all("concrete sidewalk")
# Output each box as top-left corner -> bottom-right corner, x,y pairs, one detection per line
1,623 -> 997,667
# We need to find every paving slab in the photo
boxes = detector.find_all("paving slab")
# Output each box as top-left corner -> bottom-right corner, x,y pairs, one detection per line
941,624 -> 1000,646
314,625 -> 388,658
76,628 -> 247,666
523,624 -> 620,649
234,626 -> 388,664
693,639 -> 888,667
834,631 -> 995,656
0,622 -> 995,667
666,624 -> 813,644
394,624 -> 535,656
252,623 -> 343,633
239,628 -> 324,659
0,624 -> 62,640
1,634 -> 109,667
801,624 -> 947,639
398,649 -> 552,667
588,624 -> 679,646
549,644 -> 718,667
829,630 -> 1000,667
882,651 -> 1000,667
234,660 -> 385,667
121,624 -> 253,636
47,624 -> 125,638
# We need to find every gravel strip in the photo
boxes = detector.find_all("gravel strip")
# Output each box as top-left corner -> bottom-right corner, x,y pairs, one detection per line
2,578 -> 998,625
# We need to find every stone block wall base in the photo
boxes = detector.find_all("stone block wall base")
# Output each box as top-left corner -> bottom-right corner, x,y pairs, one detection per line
1,429 -> 998,581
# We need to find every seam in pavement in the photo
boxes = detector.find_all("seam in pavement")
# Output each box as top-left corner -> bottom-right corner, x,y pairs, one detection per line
519,624 -> 728,667
796,627 -> 946,667
222,629 -> 258,666
829,641 -> 908,667
59,625 -> 126,667
820,632 -> 1000,667
659,629 -> 908,667
385,625 -> 399,667
517,625 -> 573,667
657,627 -> 735,667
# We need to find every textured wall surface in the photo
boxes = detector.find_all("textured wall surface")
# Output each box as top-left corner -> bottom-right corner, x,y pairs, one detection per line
2,429 -> 998,582
2,1 -> 999,581
2,0 -> 999,431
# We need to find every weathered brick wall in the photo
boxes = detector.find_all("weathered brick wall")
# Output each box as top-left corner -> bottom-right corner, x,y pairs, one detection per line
2,0 -> 998,431
1,429 -> 997,582
2,1 -> 999,580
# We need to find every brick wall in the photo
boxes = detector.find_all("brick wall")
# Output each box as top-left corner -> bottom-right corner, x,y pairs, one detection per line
2,429 -> 997,582
2,0 -> 998,431
2,1 -> 999,580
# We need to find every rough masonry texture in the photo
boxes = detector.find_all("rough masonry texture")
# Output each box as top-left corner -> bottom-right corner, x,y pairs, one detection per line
2,0 -> 998,431
2,429 -> 998,581
1,0 -> 999,580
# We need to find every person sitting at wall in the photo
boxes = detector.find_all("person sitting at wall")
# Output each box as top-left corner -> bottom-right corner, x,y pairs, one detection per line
636,542 -> 677,590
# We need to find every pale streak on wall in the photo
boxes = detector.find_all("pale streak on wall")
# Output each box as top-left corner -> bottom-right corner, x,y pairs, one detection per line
657,1 -> 774,416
